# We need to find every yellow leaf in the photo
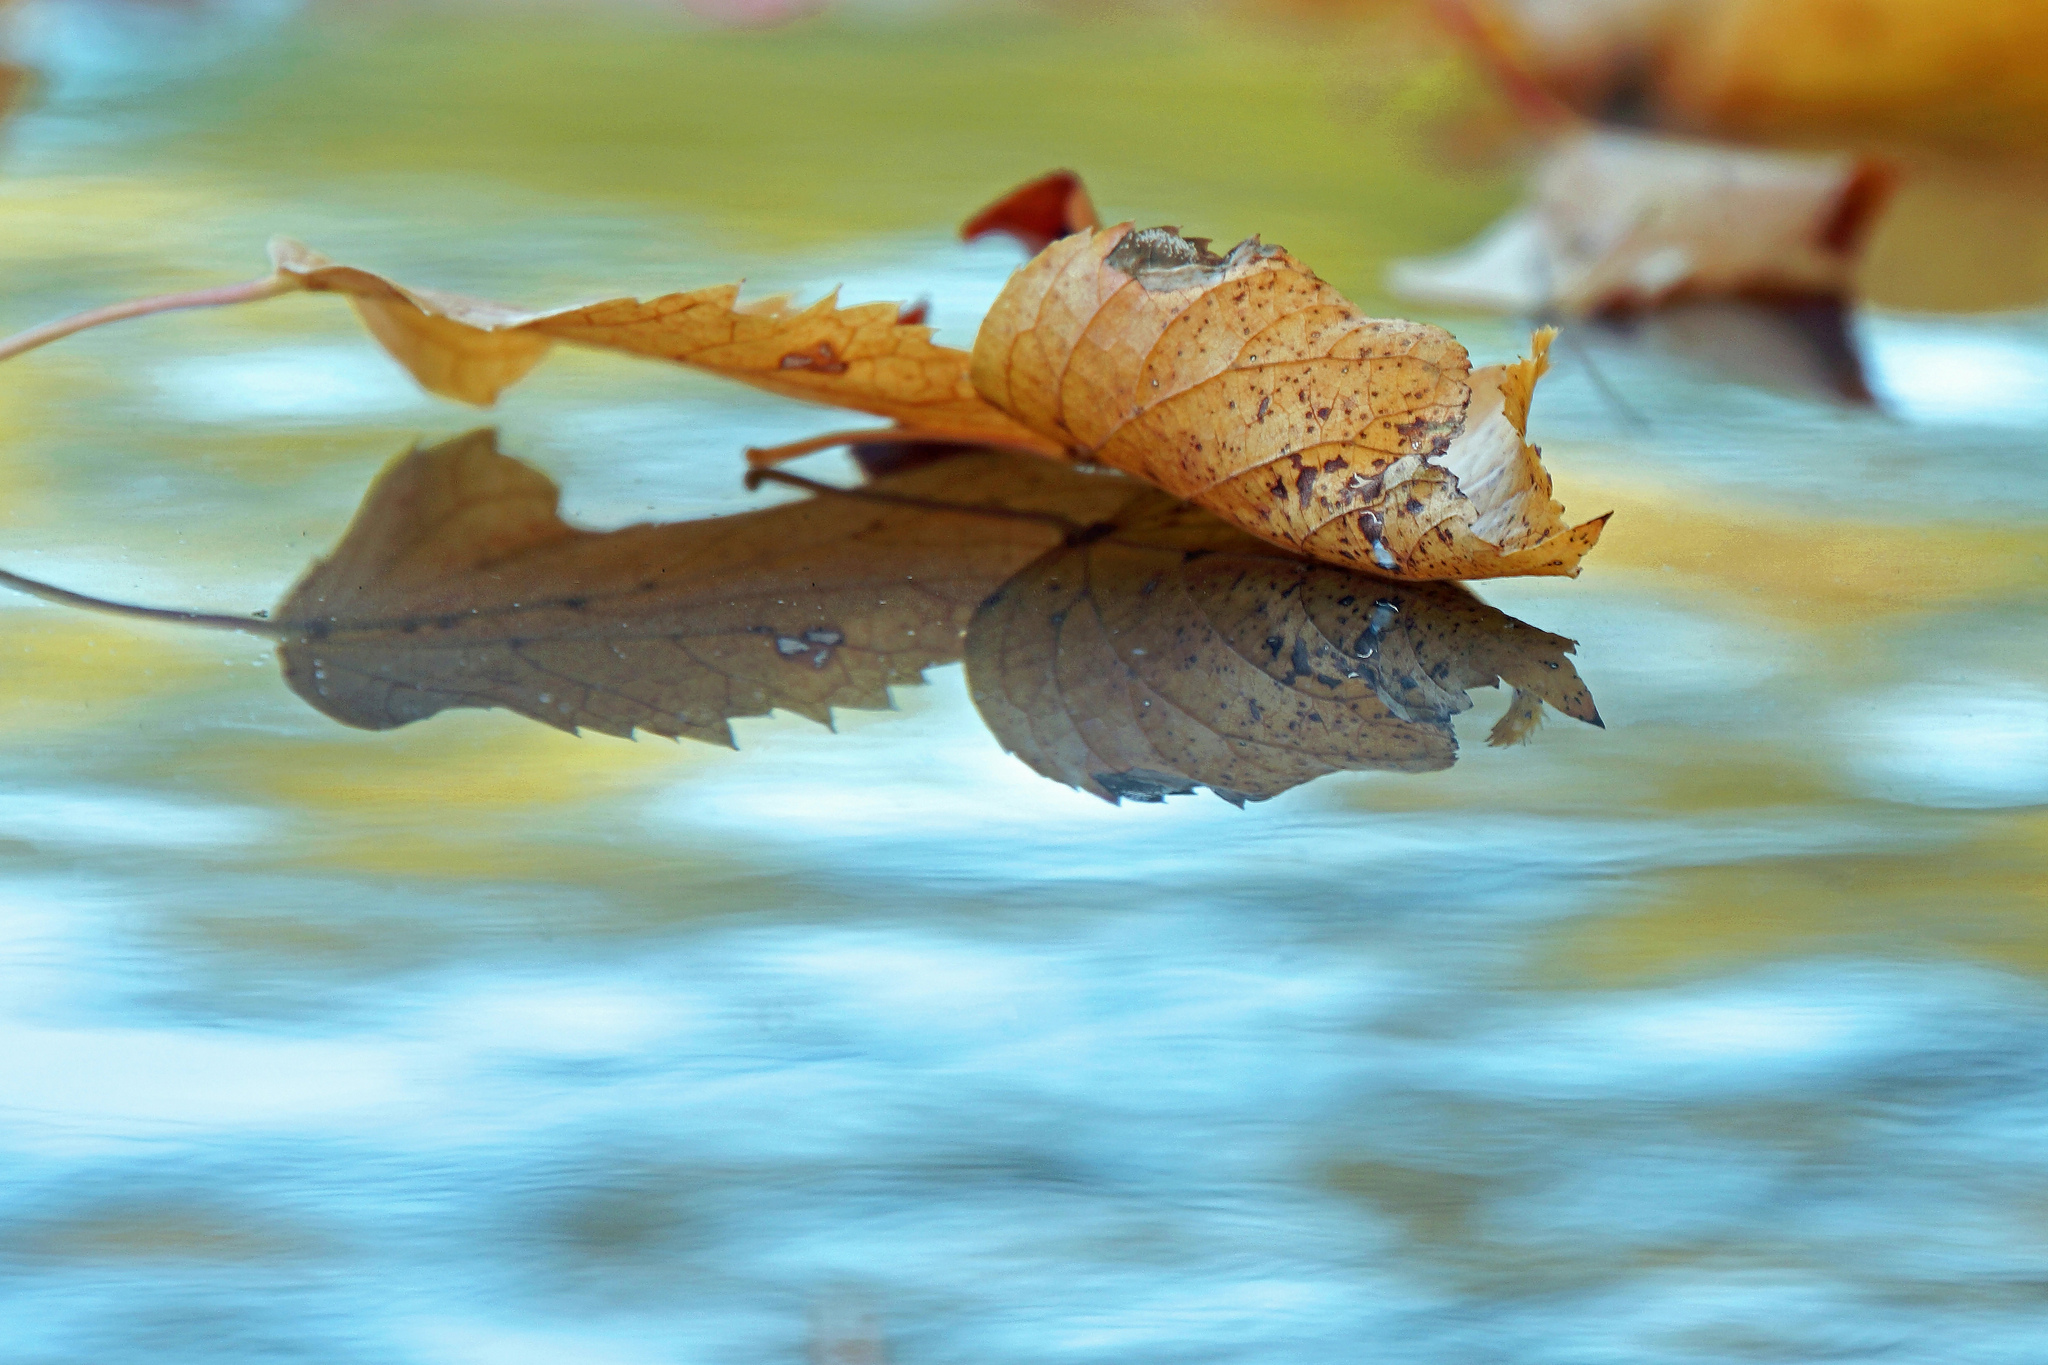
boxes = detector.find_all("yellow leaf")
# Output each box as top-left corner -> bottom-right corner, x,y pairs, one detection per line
267,239 -> 558,406
265,237 -> 1063,454
1665,0 -> 2048,145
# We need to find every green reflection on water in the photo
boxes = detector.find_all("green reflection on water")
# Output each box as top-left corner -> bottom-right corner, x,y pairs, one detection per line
179,4 -> 1509,283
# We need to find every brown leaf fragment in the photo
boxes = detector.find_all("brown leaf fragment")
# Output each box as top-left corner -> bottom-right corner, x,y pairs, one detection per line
261,238 -> 1063,454
961,170 -> 1102,255
970,223 -> 1604,581
1387,131 -> 1896,315
965,480 -> 1599,803
273,433 -> 1091,743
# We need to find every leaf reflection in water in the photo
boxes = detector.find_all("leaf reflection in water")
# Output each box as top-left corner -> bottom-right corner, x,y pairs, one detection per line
1588,295 -> 1874,406
272,432 -> 1602,804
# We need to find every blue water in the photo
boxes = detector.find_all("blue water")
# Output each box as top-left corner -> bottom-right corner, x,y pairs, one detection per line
2,5 -> 2048,1363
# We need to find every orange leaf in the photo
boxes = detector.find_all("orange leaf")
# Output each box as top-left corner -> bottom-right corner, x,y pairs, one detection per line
970,224 -> 1605,581
264,238 -> 1062,455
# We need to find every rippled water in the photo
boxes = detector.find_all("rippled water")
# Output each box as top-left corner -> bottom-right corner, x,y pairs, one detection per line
3,4 -> 2048,1362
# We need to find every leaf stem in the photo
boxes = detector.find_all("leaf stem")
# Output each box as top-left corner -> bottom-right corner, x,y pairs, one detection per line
0,272 -> 299,364
0,566 -> 283,637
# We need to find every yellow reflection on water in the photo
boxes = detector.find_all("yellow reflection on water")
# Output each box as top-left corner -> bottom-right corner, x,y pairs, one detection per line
1536,811 -> 2048,985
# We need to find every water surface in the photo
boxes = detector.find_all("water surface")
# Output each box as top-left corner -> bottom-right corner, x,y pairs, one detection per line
2,5 -> 2047,1362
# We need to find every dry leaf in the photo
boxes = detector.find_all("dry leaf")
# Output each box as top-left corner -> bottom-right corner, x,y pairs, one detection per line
1387,131 -> 1895,315
266,240 -> 1060,455
265,434 -> 1598,801
0,198 -> 1607,586
970,223 -> 1605,581
961,170 -> 1102,255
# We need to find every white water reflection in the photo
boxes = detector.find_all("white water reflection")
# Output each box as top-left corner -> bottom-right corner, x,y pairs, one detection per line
0,788 -> 272,850
152,346 -> 439,424
1848,680 -> 2048,808
0,1023 -> 409,1140
1861,314 -> 2048,426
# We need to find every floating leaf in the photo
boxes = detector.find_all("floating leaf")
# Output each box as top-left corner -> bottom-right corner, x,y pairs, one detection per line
970,223 -> 1605,580
0,239 -> 1058,459
1387,131 -> 1894,315
267,240 -> 1060,454
0,206 -> 1605,588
